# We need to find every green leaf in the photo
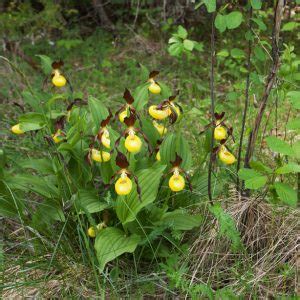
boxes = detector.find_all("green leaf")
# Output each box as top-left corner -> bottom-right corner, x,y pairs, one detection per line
19,113 -> 47,132
250,0 -> 262,9
266,136 -> 295,157
56,38 -> 83,50
160,133 -> 192,169
158,82 -> 172,99
215,13 -> 227,33
244,176 -> 267,189
168,36 -> 181,44
276,163 -> 300,175
238,168 -> 267,189
95,228 -> 141,272
6,174 -> 59,198
193,41 -> 204,52
116,164 -> 166,225
158,209 -> 202,230
254,46 -> 266,62
32,199 -> 65,227
168,42 -> 184,57
251,17 -> 267,31
177,25 -> 188,39
274,182 -> 297,207
21,90 -> 40,110
76,189 -> 110,214
36,54 -> 52,75
292,141 -> 300,160
217,49 -> 229,57
133,82 -> 150,111
226,11 -> 243,30
139,63 -> 149,82
249,161 -> 272,174
239,169 -> 268,190
286,91 -> 300,109
287,118 -> 300,131
183,39 -> 194,51
238,168 -> 260,180
46,94 -> 66,107
230,48 -> 245,59
282,22 -> 299,32
203,0 -> 216,13
20,158 -> 54,174
88,96 -> 109,128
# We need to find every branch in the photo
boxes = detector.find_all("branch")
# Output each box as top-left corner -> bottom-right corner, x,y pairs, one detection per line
244,0 -> 285,168
236,7 -> 253,191
208,12 -> 216,205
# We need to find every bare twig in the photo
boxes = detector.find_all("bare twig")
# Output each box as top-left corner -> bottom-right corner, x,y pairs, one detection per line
208,12 -> 216,205
244,0 -> 285,168
133,0 -> 140,29
236,7 -> 253,191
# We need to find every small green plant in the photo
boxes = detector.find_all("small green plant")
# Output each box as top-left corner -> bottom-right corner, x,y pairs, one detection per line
238,136 -> 299,207
168,25 -> 203,57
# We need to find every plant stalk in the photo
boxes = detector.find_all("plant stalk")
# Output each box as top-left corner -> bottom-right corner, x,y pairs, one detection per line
236,7 -> 253,193
208,12 -> 216,205
244,0 -> 285,168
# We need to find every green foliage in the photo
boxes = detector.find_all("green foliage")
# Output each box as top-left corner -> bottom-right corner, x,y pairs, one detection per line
265,136 -> 295,157
95,228 -> 141,272
215,12 -> 243,33
209,204 -> 242,251
155,209 -> 202,230
250,0 -> 262,10
88,96 -> 109,128
238,168 -> 267,189
116,164 -> 166,225
168,26 -> 203,57
273,182 -> 297,207
194,0 -> 218,14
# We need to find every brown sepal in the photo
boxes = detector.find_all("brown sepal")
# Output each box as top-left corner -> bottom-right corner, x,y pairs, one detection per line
170,153 -> 183,167
66,98 -> 87,111
101,109 -> 113,127
214,112 -> 225,120
123,88 -> 134,105
213,146 -> 220,154
149,70 -> 159,79
116,151 -> 129,169
169,90 -> 179,102
124,113 -> 136,127
52,60 -> 64,69
55,116 -> 65,130
156,139 -> 163,146
169,107 -> 178,124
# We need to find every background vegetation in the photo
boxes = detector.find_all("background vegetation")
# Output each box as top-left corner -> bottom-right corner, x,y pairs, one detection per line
1,0 -> 299,298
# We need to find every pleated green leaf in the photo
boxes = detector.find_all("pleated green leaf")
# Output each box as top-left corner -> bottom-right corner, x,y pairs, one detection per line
160,133 -> 192,169
95,228 -> 141,271
88,96 -> 109,128
157,209 -> 202,230
116,164 -> 166,225
76,189 -> 110,214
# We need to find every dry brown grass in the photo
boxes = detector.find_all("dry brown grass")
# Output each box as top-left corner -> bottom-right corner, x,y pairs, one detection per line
188,193 -> 299,298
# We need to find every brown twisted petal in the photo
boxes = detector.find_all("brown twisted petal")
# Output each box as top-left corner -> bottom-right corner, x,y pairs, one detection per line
51,60 -> 64,69
170,153 -> 183,167
149,70 -> 159,79
116,151 -> 129,169
123,88 -> 135,104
